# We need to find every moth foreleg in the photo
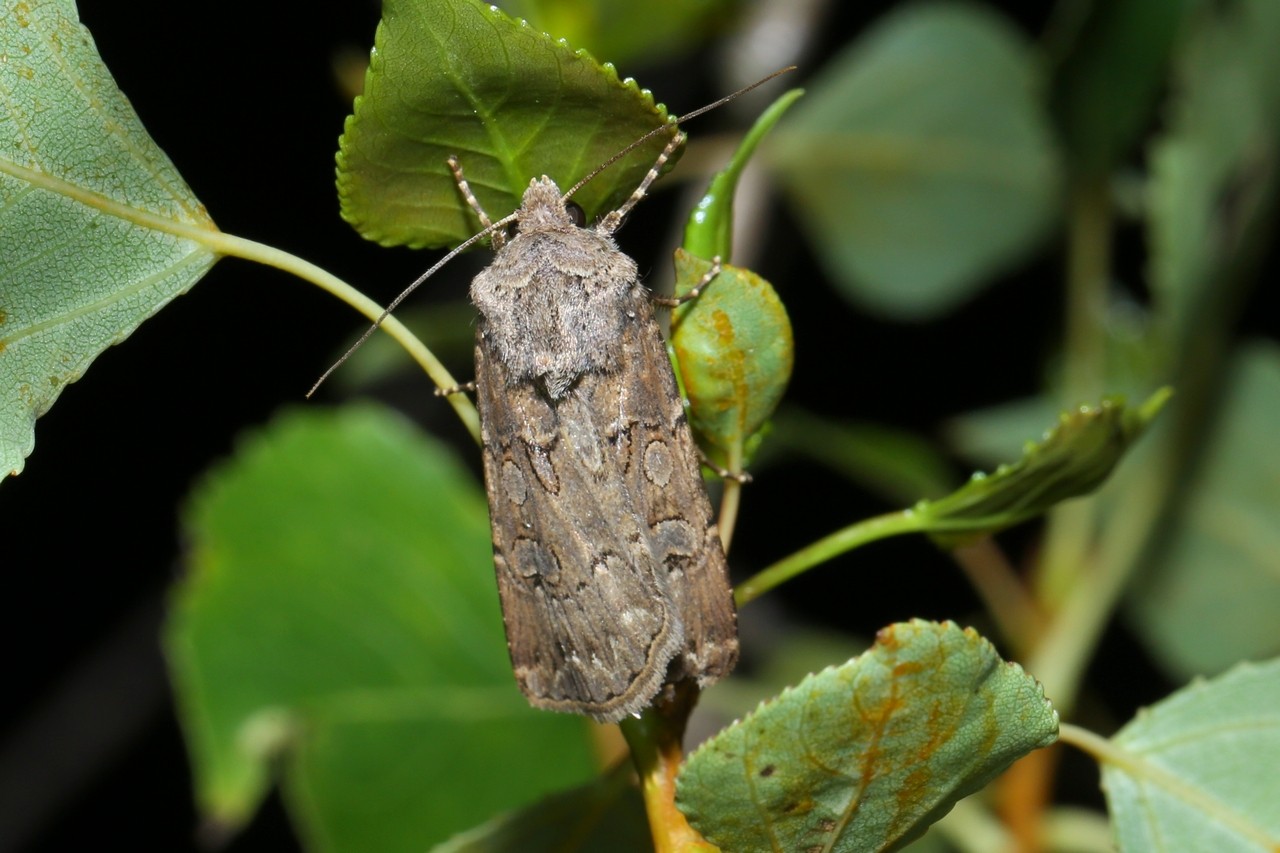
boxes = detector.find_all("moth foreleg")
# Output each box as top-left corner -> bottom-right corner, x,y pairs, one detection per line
434,379 -> 478,397
698,447 -> 753,484
598,132 -> 687,235
653,256 -> 723,308
447,156 -> 504,250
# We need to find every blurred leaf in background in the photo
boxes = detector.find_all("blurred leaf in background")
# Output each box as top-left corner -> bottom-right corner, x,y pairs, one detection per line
168,406 -> 599,849
1126,344 -> 1280,678
770,2 -> 1062,319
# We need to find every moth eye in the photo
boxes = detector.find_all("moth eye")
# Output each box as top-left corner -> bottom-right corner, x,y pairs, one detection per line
566,201 -> 586,227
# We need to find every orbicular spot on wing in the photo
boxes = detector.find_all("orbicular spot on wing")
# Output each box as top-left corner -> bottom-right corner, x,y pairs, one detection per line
642,439 -> 674,487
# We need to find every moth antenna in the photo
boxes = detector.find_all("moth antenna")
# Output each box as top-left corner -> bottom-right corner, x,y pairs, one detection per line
309,66 -> 796,397
559,65 -> 796,203
306,209 -> 518,398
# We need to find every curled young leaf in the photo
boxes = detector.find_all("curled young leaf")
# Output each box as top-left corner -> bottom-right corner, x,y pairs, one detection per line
916,389 -> 1171,547
671,88 -> 801,471
681,88 -> 804,261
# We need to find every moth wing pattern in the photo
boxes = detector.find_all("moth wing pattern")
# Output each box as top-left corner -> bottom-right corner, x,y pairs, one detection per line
603,291 -> 738,689
474,281 -> 737,722
475,321 -> 676,721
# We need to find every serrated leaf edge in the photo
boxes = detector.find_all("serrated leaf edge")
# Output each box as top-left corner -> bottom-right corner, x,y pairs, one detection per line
685,619 -> 1057,762
335,0 -> 676,249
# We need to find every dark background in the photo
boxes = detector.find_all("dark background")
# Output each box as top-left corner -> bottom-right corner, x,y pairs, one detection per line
3,1 -> 1276,850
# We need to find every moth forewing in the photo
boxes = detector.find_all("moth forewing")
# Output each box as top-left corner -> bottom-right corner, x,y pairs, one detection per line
309,72 -> 795,719
468,164 -> 738,722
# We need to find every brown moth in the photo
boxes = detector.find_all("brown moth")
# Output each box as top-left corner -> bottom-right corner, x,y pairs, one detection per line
312,76 -> 792,720
457,134 -> 738,722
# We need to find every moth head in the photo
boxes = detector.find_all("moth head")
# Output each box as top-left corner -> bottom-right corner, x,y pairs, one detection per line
517,177 -> 574,232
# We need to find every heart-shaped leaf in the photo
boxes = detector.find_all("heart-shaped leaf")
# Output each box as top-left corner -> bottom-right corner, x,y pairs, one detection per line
167,405 -> 597,849
770,2 -> 1061,319
0,0 -> 218,478
337,0 -> 679,249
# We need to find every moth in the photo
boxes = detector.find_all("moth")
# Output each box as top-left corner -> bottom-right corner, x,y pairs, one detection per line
312,75 -> 792,720
453,133 -> 739,722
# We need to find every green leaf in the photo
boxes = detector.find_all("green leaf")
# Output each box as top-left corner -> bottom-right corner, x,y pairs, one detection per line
167,405 -> 597,850
697,627 -> 870,724
918,390 -> 1170,547
770,2 -> 1061,319
1127,343 -> 1280,679
677,620 -> 1059,853
1099,658 -> 1280,852
498,0 -> 734,67
337,0 -> 680,249
670,250 -> 792,471
432,772 -> 650,853
1147,0 -> 1280,347
0,0 -> 218,478
1049,0 -> 1194,176
681,88 -> 805,261
667,89 -> 801,472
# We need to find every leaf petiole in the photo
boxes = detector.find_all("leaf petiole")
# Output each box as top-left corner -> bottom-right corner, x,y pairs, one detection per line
735,509 -> 921,606
205,232 -> 481,443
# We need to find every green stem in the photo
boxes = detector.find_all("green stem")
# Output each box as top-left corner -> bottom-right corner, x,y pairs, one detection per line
208,232 -> 481,443
735,509 -> 920,606
717,473 -> 743,555
1039,179 -> 1112,605
619,686 -> 718,853
951,538 -> 1041,656
1028,453 -> 1168,712
1062,178 -> 1112,416
0,162 -> 482,441
716,444 -> 746,554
